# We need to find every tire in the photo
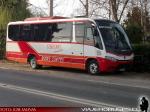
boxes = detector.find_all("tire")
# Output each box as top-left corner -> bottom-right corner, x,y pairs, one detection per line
29,56 -> 40,69
87,60 -> 99,75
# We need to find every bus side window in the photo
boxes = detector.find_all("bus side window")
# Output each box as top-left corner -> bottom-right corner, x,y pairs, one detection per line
33,23 -> 52,42
75,23 -> 85,44
90,24 -> 103,49
84,27 -> 95,46
52,22 -> 72,42
33,24 -> 39,41
85,23 -> 103,49
8,25 -> 20,41
22,24 -> 32,41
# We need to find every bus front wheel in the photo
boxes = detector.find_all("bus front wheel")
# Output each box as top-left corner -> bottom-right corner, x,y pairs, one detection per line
87,60 -> 99,75
29,56 -> 41,69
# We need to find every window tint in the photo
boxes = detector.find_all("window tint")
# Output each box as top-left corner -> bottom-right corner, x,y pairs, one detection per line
21,24 -> 33,41
33,23 -> 52,42
8,22 -> 72,42
8,25 -> 20,41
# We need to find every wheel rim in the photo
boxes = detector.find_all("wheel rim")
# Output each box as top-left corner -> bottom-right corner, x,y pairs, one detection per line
89,63 -> 98,74
30,58 -> 36,68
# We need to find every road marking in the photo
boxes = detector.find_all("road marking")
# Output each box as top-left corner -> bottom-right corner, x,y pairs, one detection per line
0,82 -> 119,108
0,66 -> 150,90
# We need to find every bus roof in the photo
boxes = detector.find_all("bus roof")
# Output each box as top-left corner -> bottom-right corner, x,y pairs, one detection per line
24,16 -> 68,21
94,19 -> 117,24
8,16 -> 116,25
8,17 -> 93,25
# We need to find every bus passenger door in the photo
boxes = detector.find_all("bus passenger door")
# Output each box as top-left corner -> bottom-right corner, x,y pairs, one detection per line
83,22 -> 99,69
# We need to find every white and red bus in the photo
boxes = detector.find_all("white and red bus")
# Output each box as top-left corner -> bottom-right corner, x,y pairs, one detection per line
6,17 -> 134,74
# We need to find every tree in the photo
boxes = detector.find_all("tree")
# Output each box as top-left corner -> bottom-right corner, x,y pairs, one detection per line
124,7 -> 145,43
78,0 -> 130,23
109,0 -> 130,22
46,0 -> 61,16
140,0 -> 150,38
79,0 -> 89,17
78,0 -> 109,18
28,3 -> 48,17
0,0 -> 32,58
0,0 -> 32,29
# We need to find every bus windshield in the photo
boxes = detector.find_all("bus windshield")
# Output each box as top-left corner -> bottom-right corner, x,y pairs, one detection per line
95,20 -> 132,54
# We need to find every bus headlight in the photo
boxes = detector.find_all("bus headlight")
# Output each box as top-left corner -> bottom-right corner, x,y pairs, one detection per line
105,56 -> 117,62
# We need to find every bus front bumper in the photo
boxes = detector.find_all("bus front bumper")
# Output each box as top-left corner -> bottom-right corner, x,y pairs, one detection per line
97,57 -> 133,72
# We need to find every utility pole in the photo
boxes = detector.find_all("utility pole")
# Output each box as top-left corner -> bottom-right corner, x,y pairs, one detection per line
49,0 -> 53,16
85,0 -> 88,17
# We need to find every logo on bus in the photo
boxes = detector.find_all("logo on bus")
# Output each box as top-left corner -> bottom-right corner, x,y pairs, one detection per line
47,44 -> 61,49
42,56 -> 64,63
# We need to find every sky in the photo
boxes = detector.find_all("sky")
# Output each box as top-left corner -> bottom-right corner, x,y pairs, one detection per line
29,0 -> 81,17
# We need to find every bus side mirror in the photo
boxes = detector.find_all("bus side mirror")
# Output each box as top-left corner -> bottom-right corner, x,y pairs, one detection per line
91,23 -> 98,36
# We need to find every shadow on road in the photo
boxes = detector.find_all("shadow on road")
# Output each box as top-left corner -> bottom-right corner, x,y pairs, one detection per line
37,66 -> 150,80
39,66 -> 124,76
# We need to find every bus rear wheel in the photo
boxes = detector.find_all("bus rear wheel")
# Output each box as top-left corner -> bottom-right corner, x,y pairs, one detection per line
29,56 -> 41,69
87,60 -> 99,75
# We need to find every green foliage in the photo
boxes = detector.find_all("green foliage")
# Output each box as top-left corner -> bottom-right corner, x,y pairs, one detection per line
0,0 -> 32,59
0,8 -> 11,30
0,0 -> 32,25
125,24 -> 143,44
133,44 -> 150,55
123,7 -> 144,44
0,7 -> 10,59
132,44 -> 150,72
123,6 -> 150,72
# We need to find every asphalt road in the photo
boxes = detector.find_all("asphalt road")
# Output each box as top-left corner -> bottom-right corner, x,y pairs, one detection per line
0,86 -> 80,107
0,68 -> 149,108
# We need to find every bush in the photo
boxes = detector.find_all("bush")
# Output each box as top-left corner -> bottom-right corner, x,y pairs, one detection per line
132,44 -> 150,72
126,24 -> 143,44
